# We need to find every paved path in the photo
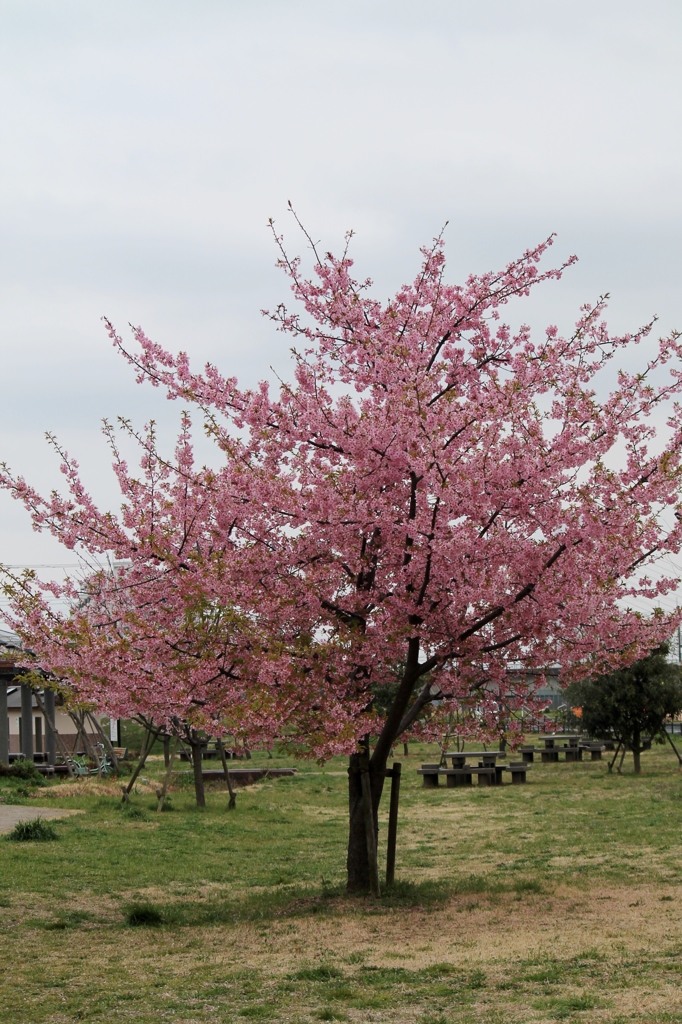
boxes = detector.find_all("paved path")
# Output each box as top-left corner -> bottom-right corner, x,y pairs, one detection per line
0,806 -> 84,833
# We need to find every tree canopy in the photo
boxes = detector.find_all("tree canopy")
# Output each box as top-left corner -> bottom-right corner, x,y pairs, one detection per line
564,646 -> 682,773
3,221 -> 682,888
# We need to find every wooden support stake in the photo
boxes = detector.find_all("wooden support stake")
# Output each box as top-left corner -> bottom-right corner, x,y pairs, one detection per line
665,728 -> 682,769
123,724 -> 159,799
359,750 -> 380,898
0,681 -> 8,765
385,761 -> 401,888
70,709 -> 102,766
607,742 -> 621,774
156,735 -> 178,811
86,711 -> 119,771
20,683 -> 34,759
217,738 -> 237,809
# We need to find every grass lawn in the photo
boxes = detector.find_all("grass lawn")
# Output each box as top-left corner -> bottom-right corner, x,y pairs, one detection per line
2,742 -> 682,1022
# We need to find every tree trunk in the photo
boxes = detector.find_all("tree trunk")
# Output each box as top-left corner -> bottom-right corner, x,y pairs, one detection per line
156,735 -> 178,811
122,724 -> 157,800
632,725 -> 641,774
346,751 -> 387,892
190,739 -> 206,808
345,638 -> 423,892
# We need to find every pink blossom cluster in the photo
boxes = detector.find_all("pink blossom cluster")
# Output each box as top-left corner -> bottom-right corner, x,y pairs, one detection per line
3,226 -> 682,759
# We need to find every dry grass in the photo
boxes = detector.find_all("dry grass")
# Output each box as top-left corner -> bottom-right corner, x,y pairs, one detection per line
35,778 -> 157,797
2,742 -> 682,1022
4,883 -> 682,1023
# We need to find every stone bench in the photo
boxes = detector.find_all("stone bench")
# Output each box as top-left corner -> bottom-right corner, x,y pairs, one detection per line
418,763 -> 530,787
506,762 -> 530,784
580,743 -> 605,760
417,763 -> 441,788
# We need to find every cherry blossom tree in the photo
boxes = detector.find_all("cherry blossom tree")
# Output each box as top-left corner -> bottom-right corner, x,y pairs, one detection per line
4,221 -> 682,891
0,421 -> 293,806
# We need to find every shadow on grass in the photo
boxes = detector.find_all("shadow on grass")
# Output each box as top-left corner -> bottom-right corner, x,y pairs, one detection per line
118,873 -> 542,929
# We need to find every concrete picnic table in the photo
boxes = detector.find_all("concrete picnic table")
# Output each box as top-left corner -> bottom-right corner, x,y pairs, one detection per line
442,750 -> 502,768
520,737 -> 605,762
539,734 -> 580,748
418,753 -> 530,788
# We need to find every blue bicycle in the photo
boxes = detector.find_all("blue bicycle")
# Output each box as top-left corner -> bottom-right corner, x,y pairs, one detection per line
67,743 -> 113,777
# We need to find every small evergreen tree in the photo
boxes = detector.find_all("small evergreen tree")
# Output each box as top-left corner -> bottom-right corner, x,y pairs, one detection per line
565,647 -> 682,773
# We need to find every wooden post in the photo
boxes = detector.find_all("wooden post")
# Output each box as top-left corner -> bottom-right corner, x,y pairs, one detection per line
32,689 -> 75,777
20,682 -> 33,759
86,711 -> 119,771
43,689 -> 57,765
359,748 -> 380,898
385,762 -> 401,888
0,681 -> 8,765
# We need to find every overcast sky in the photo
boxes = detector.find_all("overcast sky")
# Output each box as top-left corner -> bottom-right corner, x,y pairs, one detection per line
1,0 -> 682,620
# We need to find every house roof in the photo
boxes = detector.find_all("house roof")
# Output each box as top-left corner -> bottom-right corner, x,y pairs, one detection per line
0,629 -> 21,651
5,686 -> 38,709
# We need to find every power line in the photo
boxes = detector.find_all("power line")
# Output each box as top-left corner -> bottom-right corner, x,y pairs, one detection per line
1,564 -> 81,569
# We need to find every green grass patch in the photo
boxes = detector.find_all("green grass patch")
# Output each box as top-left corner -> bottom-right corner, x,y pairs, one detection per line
6,817 -> 58,842
0,741 -> 680,1021
124,901 -> 164,926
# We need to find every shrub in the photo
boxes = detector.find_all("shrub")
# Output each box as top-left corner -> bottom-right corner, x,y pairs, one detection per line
6,817 -> 58,842
122,806 -> 148,821
124,901 -> 164,926
0,760 -> 46,785
294,966 -> 344,982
